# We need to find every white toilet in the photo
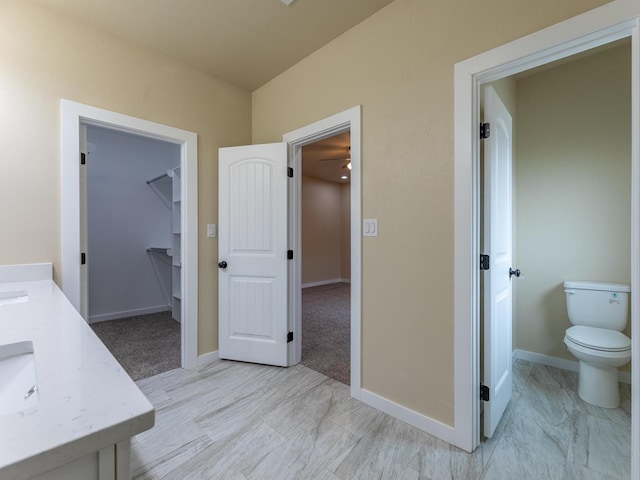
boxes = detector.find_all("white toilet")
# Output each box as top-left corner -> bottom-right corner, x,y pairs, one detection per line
563,280 -> 631,408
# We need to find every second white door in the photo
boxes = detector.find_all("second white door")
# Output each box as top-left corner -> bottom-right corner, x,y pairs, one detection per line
218,143 -> 289,366
483,85 -> 514,438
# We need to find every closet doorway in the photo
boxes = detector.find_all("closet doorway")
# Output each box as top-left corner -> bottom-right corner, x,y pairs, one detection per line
60,100 -> 199,372
85,126 -> 182,380
299,132 -> 352,385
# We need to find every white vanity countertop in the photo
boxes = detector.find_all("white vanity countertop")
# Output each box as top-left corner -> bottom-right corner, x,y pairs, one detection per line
0,279 -> 155,480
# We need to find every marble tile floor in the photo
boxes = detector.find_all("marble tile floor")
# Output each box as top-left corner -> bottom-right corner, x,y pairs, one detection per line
131,359 -> 631,480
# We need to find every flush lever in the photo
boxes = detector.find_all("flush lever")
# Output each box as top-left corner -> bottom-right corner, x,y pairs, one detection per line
24,384 -> 37,400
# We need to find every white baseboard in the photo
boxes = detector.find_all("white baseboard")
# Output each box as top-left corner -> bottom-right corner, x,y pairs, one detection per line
197,350 -> 219,367
513,349 -> 631,384
89,305 -> 171,323
359,389 -> 454,444
302,278 -> 350,289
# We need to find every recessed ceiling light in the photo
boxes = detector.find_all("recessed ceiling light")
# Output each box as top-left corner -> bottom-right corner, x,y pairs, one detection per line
341,175 -> 348,180
280,0 -> 296,5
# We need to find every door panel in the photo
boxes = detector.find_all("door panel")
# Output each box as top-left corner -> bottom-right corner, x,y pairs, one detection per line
483,85 -> 513,438
218,143 -> 288,366
80,124 -> 88,321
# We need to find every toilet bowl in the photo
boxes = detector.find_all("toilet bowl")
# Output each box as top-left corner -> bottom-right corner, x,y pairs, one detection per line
564,281 -> 631,409
563,326 -> 631,408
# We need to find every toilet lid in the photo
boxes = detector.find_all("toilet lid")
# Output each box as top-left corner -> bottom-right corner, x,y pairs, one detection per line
566,326 -> 631,352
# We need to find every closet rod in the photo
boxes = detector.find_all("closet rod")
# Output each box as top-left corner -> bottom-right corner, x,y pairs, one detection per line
146,166 -> 179,185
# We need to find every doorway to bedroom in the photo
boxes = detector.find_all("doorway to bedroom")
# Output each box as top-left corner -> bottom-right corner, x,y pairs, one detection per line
299,131 -> 352,385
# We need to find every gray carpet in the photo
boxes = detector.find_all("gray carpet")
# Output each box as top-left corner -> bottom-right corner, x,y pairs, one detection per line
301,282 -> 350,385
90,311 -> 180,381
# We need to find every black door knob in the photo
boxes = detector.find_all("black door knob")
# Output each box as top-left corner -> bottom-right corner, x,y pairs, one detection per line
218,261 -> 228,269
509,268 -> 521,278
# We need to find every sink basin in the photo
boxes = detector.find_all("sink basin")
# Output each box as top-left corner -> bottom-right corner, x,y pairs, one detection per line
0,341 -> 38,416
0,290 -> 28,306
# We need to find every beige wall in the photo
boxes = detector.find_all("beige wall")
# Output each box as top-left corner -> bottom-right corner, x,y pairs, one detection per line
0,1 -> 252,355
301,176 -> 345,285
514,43 -> 632,369
252,0 -> 610,425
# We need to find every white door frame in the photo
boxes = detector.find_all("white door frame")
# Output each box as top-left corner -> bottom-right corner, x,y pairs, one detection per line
453,2 -> 640,475
283,106 -> 362,399
60,99 -> 199,369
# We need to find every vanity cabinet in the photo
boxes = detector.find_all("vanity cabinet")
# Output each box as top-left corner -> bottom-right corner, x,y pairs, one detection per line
0,263 -> 154,480
30,441 -> 131,480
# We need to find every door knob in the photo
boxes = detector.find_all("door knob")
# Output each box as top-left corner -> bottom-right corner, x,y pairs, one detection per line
218,261 -> 228,269
509,268 -> 522,278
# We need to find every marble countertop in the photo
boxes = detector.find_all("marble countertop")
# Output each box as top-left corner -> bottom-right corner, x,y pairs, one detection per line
0,271 -> 155,479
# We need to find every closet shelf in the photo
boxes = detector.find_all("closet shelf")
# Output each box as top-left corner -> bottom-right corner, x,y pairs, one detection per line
146,247 -> 173,257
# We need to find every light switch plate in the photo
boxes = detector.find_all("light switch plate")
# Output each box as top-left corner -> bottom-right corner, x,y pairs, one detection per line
363,219 -> 378,237
207,224 -> 216,238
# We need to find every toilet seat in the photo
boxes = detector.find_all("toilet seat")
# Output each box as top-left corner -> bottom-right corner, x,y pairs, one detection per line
565,326 -> 631,352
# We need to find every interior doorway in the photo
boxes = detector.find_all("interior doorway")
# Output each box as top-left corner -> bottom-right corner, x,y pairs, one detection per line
60,99 -> 199,370
283,105 -> 362,398
299,131 -> 352,385
216,107 -> 361,392
453,4 -> 639,477
477,42 -> 632,477
84,125 -> 182,380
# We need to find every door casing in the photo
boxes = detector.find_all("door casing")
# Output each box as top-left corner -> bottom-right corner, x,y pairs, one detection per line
61,99 -> 199,369
283,106 -> 362,399
454,1 -> 640,473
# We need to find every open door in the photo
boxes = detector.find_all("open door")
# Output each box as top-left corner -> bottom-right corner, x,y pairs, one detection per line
79,124 -> 89,321
218,143 -> 289,366
482,85 -> 513,437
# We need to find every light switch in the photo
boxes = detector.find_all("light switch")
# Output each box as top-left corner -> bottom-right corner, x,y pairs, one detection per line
207,224 -> 217,238
363,219 -> 378,237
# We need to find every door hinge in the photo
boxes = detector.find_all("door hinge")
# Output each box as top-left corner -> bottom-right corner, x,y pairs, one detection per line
287,167 -> 293,178
480,122 -> 490,139
287,331 -> 293,343
480,384 -> 490,401
287,249 -> 293,260
80,152 -> 86,165
81,252 -> 86,265
480,254 -> 490,270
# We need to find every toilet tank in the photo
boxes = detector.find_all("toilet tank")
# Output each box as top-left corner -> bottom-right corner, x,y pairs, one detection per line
564,280 -> 630,331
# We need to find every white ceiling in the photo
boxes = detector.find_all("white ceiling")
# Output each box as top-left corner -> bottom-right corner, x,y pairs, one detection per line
33,0 -> 395,91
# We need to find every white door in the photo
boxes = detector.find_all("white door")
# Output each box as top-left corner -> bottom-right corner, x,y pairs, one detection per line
79,124 -> 89,321
483,85 -> 513,438
218,143 -> 289,366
